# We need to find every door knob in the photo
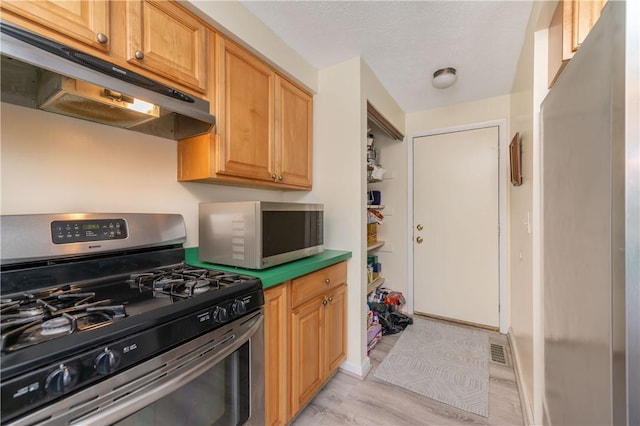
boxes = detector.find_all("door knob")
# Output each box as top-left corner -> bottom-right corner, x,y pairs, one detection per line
416,224 -> 423,231
416,236 -> 423,244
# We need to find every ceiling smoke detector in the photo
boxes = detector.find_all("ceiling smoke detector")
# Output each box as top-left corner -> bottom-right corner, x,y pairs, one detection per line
432,67 -> 457,89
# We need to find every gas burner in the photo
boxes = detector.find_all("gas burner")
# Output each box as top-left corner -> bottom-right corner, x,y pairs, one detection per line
0,288 -> 127,353
127,265 -> 239,300
18,305 -> 45,317
186,279 -> 211,295
41,316 -> 71,335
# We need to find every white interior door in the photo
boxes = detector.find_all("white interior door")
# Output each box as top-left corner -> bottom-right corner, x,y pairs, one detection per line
413,126 -> 499,328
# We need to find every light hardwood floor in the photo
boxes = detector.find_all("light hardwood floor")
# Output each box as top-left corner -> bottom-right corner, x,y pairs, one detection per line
291,318 -> 524,426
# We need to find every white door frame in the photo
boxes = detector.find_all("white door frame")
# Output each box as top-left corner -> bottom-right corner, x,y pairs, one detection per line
407,119 -> 508,334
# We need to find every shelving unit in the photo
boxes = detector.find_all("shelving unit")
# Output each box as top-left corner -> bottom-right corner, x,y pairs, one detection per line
367,275 -> 385,295
367,241 -> 385,251
365,102 -> 404,357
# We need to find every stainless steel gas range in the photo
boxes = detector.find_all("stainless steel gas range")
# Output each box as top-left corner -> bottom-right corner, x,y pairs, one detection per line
0,213 -> 265,426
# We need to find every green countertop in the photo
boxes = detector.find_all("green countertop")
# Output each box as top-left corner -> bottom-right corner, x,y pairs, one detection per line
185,247 -> 352,288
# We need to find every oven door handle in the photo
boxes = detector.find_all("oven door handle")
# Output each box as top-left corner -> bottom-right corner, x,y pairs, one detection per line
67,312 -> 263,426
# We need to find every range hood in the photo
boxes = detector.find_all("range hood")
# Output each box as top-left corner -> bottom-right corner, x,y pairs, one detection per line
0,21 -> 215,140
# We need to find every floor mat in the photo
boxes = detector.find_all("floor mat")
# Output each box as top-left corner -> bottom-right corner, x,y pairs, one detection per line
373,317 -> 489,417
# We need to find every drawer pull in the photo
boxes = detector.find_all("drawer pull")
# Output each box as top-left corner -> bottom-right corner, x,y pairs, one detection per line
96,32 -> 108,44
324,278 -> 330,285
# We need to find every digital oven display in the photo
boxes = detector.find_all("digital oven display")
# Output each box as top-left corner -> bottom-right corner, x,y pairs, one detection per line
51,219 -> 128,244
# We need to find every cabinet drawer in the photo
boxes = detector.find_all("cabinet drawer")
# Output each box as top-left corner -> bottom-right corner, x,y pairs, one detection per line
290,262 -> 347,308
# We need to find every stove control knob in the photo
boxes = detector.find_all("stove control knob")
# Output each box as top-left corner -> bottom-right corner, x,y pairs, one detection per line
213,306 -> 228,323
45,364 -> 75,394
232,299 -> 247,315
95,348 -> 120,374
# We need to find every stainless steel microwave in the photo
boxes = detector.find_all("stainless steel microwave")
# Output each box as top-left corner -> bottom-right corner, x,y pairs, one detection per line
198,201 -> 324,269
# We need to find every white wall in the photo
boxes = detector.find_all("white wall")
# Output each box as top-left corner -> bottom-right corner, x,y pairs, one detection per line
509,2 -> 558,423
0,103 -> 281,246
406,95 -> 511,131
299,57 -> 366,375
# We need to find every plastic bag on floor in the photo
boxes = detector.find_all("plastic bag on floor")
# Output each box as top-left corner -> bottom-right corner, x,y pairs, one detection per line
369,302 -> 413,335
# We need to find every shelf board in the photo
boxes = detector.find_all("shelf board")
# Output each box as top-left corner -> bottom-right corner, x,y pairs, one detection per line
367,275 -> 385,295
367,241 -> 385,251
367,204 -> 385,210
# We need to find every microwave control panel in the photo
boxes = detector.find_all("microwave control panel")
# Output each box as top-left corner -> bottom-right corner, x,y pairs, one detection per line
51,219 -> 128,244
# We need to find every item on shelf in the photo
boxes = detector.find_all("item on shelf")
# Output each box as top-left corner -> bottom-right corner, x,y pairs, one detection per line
367,209 -> 384,225
368,190 -> 382,205
367,132 -> 377,163
368,163 -> 386,181
367,223 -> 377,244
366,260 -> 381,283
367,263 -> 374,283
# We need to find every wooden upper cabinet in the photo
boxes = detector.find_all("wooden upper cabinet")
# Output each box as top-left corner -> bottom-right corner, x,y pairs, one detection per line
566,0 -> 608,55
276,76 -> 313,188
216,37 -> 275,182
125,0 -> 207,93
548,0 -> 607,87
1,0 -> 110,54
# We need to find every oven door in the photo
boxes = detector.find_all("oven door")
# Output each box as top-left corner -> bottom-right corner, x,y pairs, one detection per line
8,311 -> 264,426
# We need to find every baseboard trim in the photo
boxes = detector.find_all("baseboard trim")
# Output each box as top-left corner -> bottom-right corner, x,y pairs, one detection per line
508,328 -> 534,426
414,311 -> 499,332
339,357 -> 372,379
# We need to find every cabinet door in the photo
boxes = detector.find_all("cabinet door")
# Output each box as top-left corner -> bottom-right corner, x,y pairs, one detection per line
289,296 -> 324,417
216,37 -> 275,182
275,76 -> 312,188
2,0 -> 110,53
264,284 -> 289,426
126,0 -> 207,93
324,284 -> 347,375
566,0 -> 608,55
548,0 -> 607,87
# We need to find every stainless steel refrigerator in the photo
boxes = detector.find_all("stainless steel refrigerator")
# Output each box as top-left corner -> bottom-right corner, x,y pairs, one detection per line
541,1 -> 639,425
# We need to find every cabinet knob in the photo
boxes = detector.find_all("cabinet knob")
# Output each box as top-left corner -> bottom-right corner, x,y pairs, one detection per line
135,50 -> 145,60
416,224 -> 423,231
96,32 -> 108,44
322,298 -> 328,306
278,175 -> 283,181
328,296 -> 333,302
416,236 -> 424,244
324,278 -> 330,285
271,173 -> 277,180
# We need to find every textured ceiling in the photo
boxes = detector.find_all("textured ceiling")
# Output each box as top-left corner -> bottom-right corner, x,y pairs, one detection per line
240,1 -> 534,113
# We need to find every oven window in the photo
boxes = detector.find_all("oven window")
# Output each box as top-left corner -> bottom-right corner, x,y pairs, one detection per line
113,342 -> 250,426
262,210 -> 323,257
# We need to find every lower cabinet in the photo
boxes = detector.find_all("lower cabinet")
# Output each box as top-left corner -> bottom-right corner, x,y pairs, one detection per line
264,283 -> 289,426
290,283 -> 346,416
263,261 -> 347,425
